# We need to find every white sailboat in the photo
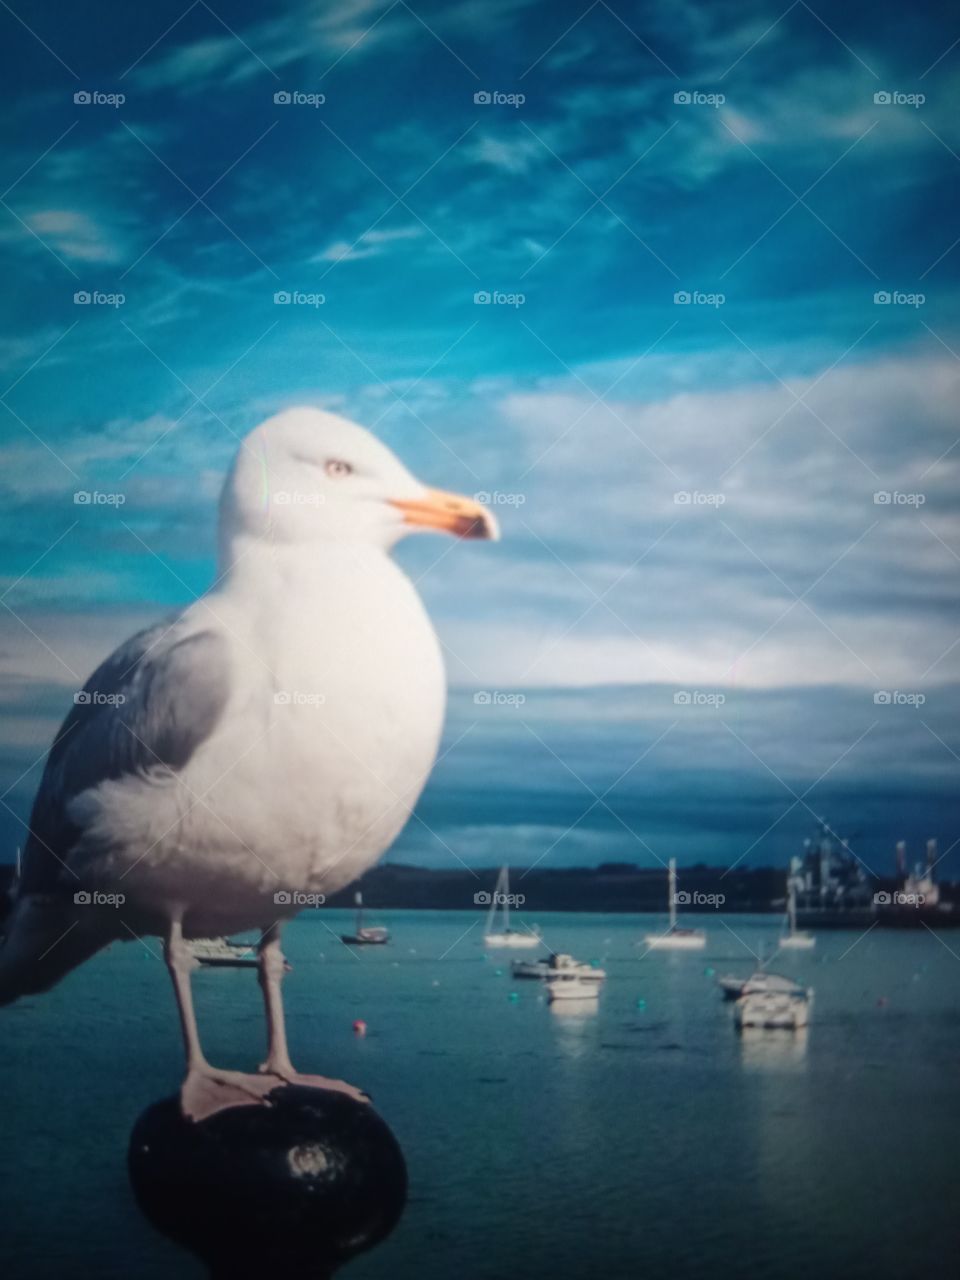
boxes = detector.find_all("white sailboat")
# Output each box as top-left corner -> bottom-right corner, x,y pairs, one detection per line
341,890 -> 389,945
779,877 -> 815,949
483,866 -> 541,949
642,858 -> 706,950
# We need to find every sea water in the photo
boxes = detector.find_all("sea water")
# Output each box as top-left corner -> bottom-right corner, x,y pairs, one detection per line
1,911 -> 958,1279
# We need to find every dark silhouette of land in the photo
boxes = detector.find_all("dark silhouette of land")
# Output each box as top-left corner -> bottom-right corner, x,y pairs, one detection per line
2,861 -> 956,926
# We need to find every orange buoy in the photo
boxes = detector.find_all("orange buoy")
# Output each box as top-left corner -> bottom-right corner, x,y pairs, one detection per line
353,1019 -> 367,1036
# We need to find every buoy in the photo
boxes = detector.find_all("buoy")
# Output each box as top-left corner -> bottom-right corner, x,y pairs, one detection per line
704,966 -> 715,977
636,998 -> 646,1010
353,1019 -> 367,1036
431,979 -> 440,987
877,996 -> 888,1007
494,968 -> 503,977
508,992 -> 519,1002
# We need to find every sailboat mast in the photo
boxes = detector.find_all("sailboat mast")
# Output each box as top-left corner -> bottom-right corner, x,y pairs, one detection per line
355,890 -> 363,934
485,867 -> 506,935
668,858 -> 677,929
788,879 -> 796,936
502,866 -> 510,931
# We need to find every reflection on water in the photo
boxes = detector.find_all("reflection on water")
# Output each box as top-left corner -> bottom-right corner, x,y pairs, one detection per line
738,1024 -> 810,1072
549,998 -> 600,1020
2,910 -> 959,1280
548,987 -> 600,1062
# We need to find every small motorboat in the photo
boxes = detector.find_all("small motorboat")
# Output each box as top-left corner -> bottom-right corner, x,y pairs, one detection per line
512,952 -> 605,981
545,973 -> 600,1003
735,988 -> 813,1030
341,891 -> 389,945
717,970 -> 806,1001
188,937 -> 258,968
643,858 -> 706,950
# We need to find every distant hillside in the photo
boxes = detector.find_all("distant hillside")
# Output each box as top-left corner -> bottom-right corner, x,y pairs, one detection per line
2,861 -> 956,921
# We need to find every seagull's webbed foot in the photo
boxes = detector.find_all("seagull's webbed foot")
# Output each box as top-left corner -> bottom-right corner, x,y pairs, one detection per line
181,1064 -> 285,1122
258,1056 -> 371,1105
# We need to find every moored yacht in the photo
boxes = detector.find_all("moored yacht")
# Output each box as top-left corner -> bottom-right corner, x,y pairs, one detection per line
643,858 -> 706,950
717,969 -> 806,1000
512,952 -> 605,981
735,987 -> 813,1030
483,865 -> 541,948
545,973 -> 600,1003
341,891 -> 389,945
188,937 -> 258,968
779,877 -> 816,949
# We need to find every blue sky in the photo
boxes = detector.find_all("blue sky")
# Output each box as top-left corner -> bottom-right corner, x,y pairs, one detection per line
1,0 -> 958,874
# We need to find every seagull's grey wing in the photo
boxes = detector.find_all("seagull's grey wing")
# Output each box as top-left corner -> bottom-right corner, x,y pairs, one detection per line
20,621 -> 231,896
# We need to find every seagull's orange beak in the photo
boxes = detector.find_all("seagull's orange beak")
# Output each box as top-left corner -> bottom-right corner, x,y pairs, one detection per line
390,488 -> 500,540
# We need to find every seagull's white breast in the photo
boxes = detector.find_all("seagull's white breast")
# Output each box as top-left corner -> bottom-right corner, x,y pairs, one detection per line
78,546 -> 446,933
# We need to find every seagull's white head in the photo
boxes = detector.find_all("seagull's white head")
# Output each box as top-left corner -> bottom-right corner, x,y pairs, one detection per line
219,407 -> 499,563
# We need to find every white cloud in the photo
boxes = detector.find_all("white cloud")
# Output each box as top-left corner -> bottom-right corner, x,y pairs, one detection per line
404,350 -> 960,690
312,224 -> 423,262
19,209 -> 125,264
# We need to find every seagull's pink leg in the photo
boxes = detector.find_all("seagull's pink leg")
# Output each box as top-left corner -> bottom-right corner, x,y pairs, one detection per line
165,914 -> 280,1121
257,922 -> 369,1104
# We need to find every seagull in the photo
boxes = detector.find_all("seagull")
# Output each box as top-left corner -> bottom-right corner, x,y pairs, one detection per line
0,408 -> 498,1120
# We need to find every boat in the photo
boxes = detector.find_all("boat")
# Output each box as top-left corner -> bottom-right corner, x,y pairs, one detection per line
483,866 -> 541,948
717,970 -> 806,1001
512,952 -> 605,981
642,858 -> 706,949
341,891 -> 389,945
780,876 -> 816,949
188,937 -> 258,967
735,987 -> 813,1030
545,973 -> 600,1003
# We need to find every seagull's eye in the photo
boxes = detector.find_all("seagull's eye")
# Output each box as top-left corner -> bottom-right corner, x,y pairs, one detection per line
325,459 -> 353,478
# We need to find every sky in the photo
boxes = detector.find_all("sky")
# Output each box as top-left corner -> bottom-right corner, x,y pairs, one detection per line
1,0 -> 958,875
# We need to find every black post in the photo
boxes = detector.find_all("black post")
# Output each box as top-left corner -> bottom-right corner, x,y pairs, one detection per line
128,1084 -> 407,1277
